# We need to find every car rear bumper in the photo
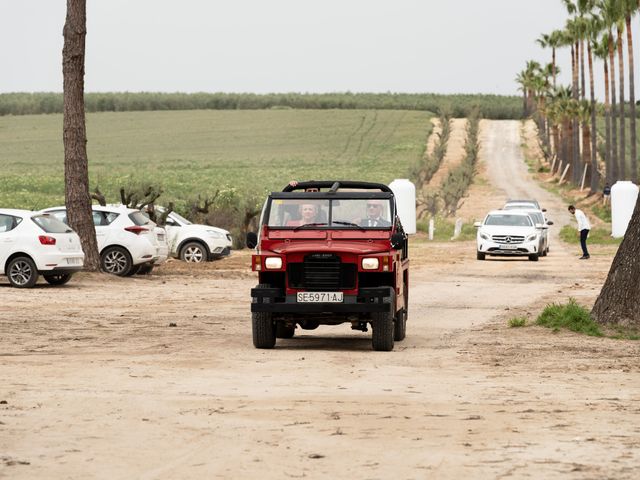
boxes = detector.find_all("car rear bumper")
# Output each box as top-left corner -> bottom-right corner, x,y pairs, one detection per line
251,286 -> 393,313
35,252 -> 84,271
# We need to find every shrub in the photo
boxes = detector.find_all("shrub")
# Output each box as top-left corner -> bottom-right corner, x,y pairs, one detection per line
536,299 -> 602,336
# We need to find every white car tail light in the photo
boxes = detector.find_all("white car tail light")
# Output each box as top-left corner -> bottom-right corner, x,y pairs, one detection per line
38,235 -> 56,245
124,226 -> 148,235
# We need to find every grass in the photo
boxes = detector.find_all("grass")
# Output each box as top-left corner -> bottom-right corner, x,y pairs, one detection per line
559,225 -> 622,245
0,109 -> 432,212
509,317 -> 527,328
417,216 -> 477,241
536,299 -> 602,337
591,203 -> 612,223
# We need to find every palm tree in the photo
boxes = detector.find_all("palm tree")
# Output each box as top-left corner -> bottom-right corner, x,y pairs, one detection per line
623,0 -> 638,182
586,15 -> 603,192
537,30 -> 564,88
615,7 -> 627,180
594,34 -> 612,185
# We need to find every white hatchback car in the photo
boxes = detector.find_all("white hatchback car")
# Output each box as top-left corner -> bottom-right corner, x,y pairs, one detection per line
475,210 -> 547,261
42,205 -> 169,276
0,209 -> 84,287
154,210 -> 232,263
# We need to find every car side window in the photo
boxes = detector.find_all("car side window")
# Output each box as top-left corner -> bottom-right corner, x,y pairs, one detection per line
92,211 -> 106,226
0,214 -> 19,232
104,212 -> 119,224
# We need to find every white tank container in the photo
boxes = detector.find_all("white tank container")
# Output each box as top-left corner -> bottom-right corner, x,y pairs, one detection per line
389,179 -> 416,234
611,181 -> 639,238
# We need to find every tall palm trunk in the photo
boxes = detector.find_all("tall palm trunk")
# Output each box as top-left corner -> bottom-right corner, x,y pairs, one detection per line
588,41 -> 599,193
609,31 -> 620,181
604,57 -> 613,186
580,40 -> 586,100
618,26 -> 626,180
573,42 -> 581,185
626,14 -> 637,183
552,47 -> 557,88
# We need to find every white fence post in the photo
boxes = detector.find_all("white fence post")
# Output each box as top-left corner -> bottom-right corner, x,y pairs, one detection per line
559,164 -> 571,184
452,218 -> 463,240
428,218 -> 434,241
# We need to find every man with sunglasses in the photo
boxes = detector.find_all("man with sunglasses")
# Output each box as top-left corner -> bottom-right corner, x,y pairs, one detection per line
361,199 -> 391,227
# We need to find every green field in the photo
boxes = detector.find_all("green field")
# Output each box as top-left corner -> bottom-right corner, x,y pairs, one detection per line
0,109 -> 432,211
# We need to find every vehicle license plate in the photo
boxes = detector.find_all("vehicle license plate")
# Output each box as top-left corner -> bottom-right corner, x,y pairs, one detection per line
297,292 -> 344,303
500,244 -> 518,250
66,257 -> 82,265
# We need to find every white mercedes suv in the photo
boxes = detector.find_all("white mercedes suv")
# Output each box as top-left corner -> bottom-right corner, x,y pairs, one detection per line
474,210 -> 547,261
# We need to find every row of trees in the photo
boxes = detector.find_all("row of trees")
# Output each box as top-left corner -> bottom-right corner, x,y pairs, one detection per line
516,0 -> 640,191
0,91 -> 524,119
518,0 -> 640,328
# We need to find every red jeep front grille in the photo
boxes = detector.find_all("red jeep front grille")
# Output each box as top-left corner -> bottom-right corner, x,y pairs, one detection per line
288,253 -> 356,291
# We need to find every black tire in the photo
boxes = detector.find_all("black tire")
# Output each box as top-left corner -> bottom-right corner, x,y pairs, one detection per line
477,251 -> 486,260
528,254 -> 539,262
252,283 -> 276,348
125,264 -> 141,276
7,256 -> 38,288
372,294 -> 395,351
180,241 -> 208,263
136,264 -> 154,275
101,246 -> 133,276
394,309 -> 406,341
43,273 -> 72,285
276,323 -> 295,339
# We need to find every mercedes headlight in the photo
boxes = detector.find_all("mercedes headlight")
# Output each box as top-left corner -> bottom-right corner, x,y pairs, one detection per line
526,233 -> 538,242
206,230 -> 224,239
480,232 -> 489,240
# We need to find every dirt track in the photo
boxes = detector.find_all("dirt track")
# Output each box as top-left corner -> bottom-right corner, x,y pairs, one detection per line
2,121 -> 639,479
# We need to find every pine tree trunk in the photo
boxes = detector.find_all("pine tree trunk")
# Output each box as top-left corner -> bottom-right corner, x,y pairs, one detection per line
591,196 -> 640,327
609,32 -> 619,182
62,0 -> 100,271
618,27 -> 626,180
588,42 -> 599,193
626,15 -> 637,183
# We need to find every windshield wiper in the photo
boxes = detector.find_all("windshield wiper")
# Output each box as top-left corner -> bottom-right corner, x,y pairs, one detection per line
333,221 -> 365,231
293,222 -> 328,231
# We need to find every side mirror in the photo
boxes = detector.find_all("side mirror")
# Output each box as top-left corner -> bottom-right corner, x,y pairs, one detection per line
390,233 -> 405,249
546,220 -> 554,226
473,221 -> 482,228
542,208 -> 547,212
246,232 -> 258,249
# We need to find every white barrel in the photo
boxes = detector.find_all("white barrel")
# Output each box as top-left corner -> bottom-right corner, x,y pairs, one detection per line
389,179 -> 416,234
611,181 -> 639,238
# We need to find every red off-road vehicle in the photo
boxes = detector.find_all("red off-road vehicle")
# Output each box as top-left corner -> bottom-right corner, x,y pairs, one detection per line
247,181 -> 409,351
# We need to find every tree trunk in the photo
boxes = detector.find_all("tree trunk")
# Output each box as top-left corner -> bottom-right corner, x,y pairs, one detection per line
580,39 -> 586,100
604,60 -> 613,186
573,42 -> 581,185
591,196 -> 640,327
552,47 -> 557,88
588,42 -> 599,194
62,0 -> 100,271
609,32 -> 619,182
618,26 -> 626,180
626,15 -> 637,183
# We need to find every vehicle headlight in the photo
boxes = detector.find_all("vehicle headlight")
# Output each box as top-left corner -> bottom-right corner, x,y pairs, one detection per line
480,232 -> 489,240
206,230 -> 224,239
362,257 -> 379,270
264,257 -> 282,269
526,233 -> 538,242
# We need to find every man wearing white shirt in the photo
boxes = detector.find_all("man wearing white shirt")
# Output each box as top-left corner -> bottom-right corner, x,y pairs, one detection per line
568,205 -> 591,259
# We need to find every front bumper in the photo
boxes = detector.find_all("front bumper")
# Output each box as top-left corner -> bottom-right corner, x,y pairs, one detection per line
251,286 -> 393,314
210,246 -> 231,259
478,240 -> 537,256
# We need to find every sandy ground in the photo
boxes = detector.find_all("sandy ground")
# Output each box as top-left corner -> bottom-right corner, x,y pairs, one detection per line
2,120 -> 639,479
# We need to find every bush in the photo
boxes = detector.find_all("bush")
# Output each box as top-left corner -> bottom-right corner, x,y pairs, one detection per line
536,299 -> 602,336
509,317 -> 527,327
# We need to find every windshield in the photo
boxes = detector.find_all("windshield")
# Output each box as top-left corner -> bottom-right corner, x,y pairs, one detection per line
528,212 -> 544,225
267,198 -> 392,228
170,211 -> 192,225
485,214 -> 533,227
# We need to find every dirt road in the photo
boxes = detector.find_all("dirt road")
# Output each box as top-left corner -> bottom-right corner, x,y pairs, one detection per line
2,121 -> 639,479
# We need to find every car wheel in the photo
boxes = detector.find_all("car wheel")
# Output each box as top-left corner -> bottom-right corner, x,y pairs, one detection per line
477,251 -> 486,260
372,309 -> 395,351
252,283 -> 276,348
276,323 -> 295,339
180,241 -> 208,263
528,254 -> 539,262
101,246 -> 133,276
43,273 -> 73,285
393,308 -> 406,341
7,256 -> 38,288
136,264 -> 154,275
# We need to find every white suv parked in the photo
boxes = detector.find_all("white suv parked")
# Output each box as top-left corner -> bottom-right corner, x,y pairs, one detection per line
475,210 -> 547,261
0,209 -> 84,287
42,205 -> 168,276
154,210 -> 232,263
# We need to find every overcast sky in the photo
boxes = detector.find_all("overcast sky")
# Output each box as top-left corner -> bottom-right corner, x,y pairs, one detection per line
1,0 -> 632,96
